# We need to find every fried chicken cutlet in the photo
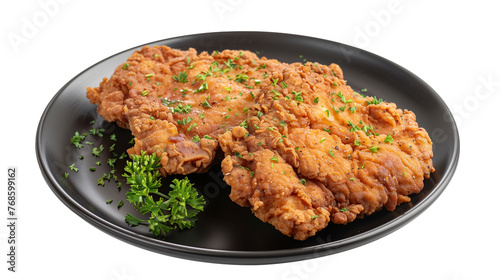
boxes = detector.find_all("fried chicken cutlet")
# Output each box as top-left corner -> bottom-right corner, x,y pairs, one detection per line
219,62 -> 434,239
87,46 -> 270,175
87,45 -> 434,240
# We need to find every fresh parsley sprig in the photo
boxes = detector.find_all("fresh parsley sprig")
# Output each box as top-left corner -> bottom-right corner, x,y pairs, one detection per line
123,151 -> 206,236
123,151 -> 163,207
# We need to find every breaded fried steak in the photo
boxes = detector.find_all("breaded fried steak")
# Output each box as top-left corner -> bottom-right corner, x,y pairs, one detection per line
87,45 -> 434,240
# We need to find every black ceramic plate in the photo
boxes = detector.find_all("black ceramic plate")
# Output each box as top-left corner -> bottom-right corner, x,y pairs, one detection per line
36,32 -> 459,265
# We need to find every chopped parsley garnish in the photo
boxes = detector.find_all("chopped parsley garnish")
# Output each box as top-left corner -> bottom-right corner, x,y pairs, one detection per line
271,89 -> 280,100
236,165 -> 254,177
369,145 -> 379,153
362,124 -> 374,135
202,97 -> 211,108
193,82 -> 208,93
328,149 -> 335,157
336,91 -> 352,103
173,71 -> 188,83
172,103 -> 193,113
195,72 -> 211,81
92,145 -> 104,157
384,134 -> 394,144
107,158 -> 117,168
177,117 -> 193,125
89,128 -> 105,137
68,163 -> 78,172
186,56 -> 193,68
348,120 -> 360,131
71,131 -> 87,148
192,135 -> 201,142
224,58 -> 236,69
161,98 -> 182,107
187,122 -> 197,132
292,91 -> 303,102
239,118 -> 249,129
235,74 -> 249,83
366,96 -> 384,105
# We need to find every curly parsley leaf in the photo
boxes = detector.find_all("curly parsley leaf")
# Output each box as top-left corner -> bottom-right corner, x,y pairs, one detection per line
122,151 -> 205,236
123,151 -> 163,208
164,177 -> 206,230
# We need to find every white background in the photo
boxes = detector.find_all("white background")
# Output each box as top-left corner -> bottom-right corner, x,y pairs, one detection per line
1,0 -> 499,279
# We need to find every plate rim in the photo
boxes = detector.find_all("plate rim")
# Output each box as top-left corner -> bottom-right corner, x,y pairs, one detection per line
36,31 -> 460,264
